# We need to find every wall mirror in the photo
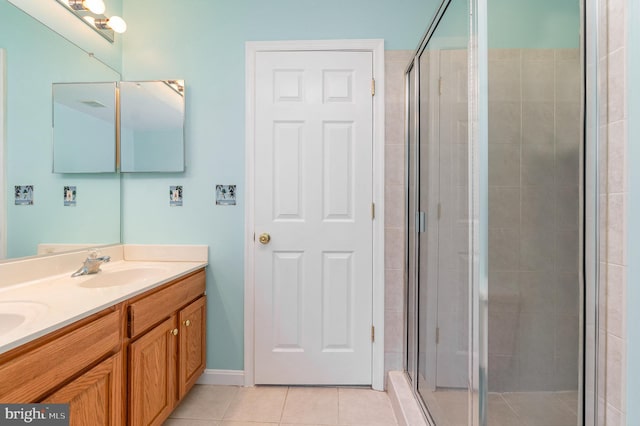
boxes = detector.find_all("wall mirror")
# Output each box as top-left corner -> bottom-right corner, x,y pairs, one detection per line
52,82 -> 117,173
51,80 -> 186,174
1,0 -> 121,260
120,80 -> 185,172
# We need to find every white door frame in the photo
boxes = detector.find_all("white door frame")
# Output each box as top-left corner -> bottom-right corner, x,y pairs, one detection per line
244,39 -> 385,390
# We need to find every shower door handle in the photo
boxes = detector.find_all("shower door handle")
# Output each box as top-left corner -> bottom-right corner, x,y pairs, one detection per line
417,211 -> 426,233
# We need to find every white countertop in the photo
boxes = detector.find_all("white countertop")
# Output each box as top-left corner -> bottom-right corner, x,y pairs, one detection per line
0,259 -> 207,355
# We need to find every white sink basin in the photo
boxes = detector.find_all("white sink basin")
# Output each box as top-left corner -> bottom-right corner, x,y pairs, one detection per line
77,267 -> 169,288
0,301 -> 50,335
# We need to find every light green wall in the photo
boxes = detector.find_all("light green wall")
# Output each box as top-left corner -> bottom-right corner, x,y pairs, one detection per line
121,0 -> 439,371
424,0 -> 580,49
489,0 -> 580,48
433,0 -> 580,50
7,0 -> 123,71
1,0 -> 121,257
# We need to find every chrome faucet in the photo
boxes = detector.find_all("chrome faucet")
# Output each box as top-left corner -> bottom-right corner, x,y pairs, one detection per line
71,250 -> 111,277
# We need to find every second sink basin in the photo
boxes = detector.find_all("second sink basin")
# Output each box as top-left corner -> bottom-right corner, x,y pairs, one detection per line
77,267 -> 169,289
0,301 -> 50,335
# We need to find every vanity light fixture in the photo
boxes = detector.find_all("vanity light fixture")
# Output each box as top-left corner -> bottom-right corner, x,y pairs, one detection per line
67,0 -> 105,14
166,80 -> 185,96
56,0 -> 127,43
94,16 -> 127,33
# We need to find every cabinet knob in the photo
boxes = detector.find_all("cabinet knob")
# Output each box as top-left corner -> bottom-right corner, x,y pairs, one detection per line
184,320 -> 191,327
170,328 -> 178,336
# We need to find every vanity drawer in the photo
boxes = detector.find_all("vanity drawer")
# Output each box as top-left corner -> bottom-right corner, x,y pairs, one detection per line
128,269 -> 205,339
0,309 -> 121,402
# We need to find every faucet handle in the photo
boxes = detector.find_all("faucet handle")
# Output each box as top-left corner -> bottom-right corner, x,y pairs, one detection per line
88,249 -> 99,259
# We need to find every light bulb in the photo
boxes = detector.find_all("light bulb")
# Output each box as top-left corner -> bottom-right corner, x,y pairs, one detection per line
107,16 -> 127,33
83,0 -> 105,14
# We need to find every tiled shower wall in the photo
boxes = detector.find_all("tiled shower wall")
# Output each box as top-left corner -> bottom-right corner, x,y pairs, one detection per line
384,50 -> 413,377
487,48 -> 582,392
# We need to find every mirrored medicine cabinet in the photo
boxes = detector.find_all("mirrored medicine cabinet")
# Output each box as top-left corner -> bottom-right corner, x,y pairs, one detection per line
52,79 -> 185,173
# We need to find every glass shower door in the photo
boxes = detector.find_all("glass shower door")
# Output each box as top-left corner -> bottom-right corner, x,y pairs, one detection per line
405,0 -> 472,423
485,0 -> 583,424
405,0 -> 588,424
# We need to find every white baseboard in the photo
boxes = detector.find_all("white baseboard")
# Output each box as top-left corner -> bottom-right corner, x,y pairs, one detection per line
196,369 -> 245,386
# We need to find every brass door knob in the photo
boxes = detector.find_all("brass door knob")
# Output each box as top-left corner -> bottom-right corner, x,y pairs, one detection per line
170,328 -> 178,336
258,233 -> 271,245
184,320 -> 191,327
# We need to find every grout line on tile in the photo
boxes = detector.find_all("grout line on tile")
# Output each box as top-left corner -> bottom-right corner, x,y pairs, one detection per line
335,386 -> 341,426
278,386 -> 290,423
218,385 -> 239,421
555,391 -> 579,415
498,392 -> 526,425
337,387 -> 343,425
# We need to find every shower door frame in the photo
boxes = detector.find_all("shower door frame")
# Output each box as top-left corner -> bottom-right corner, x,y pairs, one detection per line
404,0 -> 481,424
583,0 -> 601,423
404,0 -> 601,424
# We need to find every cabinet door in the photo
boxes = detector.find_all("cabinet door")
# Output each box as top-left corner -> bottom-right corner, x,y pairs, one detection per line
178,296 -> 206,399
0,309 -> 121,403
42,352 -> 123,426
129,317 -> 177,426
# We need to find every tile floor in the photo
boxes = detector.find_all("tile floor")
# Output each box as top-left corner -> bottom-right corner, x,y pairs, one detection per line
163,385 -> 399,426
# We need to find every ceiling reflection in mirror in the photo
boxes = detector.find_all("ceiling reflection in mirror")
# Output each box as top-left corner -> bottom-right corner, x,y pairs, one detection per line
0,0 -> 121,260
120,80 -> 185,172
53,82 -> 117,173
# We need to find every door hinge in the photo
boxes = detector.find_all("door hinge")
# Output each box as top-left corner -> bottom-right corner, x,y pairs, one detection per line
371,325 -> 375,342
437,203 -> 441,220
253,232 -> 255,242
371,79 -> 376,96
436,327 -> 440,344
371,202 -> 376,220
438,77 -> 443,96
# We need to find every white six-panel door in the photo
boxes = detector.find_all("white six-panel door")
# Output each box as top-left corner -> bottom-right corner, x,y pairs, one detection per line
253,50 -> 373,385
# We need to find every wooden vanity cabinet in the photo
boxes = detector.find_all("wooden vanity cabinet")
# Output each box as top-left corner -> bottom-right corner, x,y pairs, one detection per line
0,268 -> 206,426
127,270 -> 206,426
0,307 -> 124,425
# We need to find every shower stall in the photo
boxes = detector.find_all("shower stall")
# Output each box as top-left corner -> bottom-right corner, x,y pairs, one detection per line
404,0 -> 597,424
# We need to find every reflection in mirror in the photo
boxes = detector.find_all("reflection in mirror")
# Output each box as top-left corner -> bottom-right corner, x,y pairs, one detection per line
0,0 -> 121,260
120,80 -> 185,172
53,82 -> 117,173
